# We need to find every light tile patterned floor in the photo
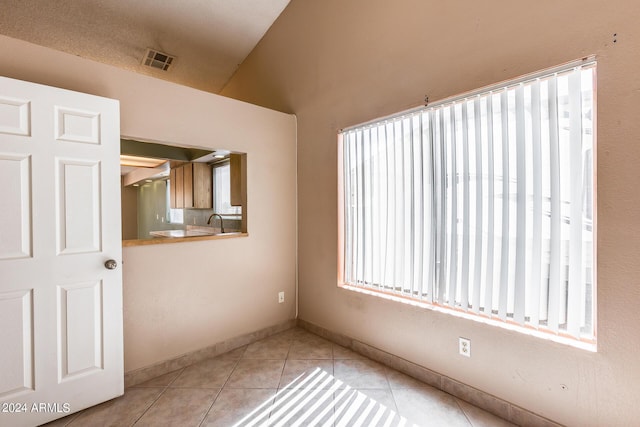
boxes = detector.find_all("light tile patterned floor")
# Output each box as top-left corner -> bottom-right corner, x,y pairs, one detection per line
44,327 -> 516,426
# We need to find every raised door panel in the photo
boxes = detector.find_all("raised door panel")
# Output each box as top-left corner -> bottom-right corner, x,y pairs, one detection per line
0,290 -> 33,399
54,107 -> 100,144
57,281 -> 103,381
0,96 -> 30,136
0,153 -> 31,259
56,159 -> 101,255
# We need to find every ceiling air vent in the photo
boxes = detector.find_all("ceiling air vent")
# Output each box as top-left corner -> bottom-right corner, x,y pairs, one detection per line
142,48 -> 175,71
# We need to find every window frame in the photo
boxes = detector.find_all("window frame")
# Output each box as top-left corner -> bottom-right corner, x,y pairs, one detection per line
337,58 -> 597,351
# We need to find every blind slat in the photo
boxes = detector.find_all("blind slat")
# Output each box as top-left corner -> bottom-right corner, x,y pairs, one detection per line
567,69 -> 584,337
369,128 -> 379,289
514,85 -> 527,324
530,80 -> 543,326
461,102 -> 471,310
373,127 -> 382,289
417,115 -> 426,298
357,131 -> 364,285
427,110 -> 438,303
344,133 -> 352,282
547,77 -> 562,332
437,110 -> 447,303
408,118 -> 416,296
382,125 -> 390,286
363,129 -> 372,287
388,123 -> 401,288
472,97 -> 484,314
447,106 -> 458,306
396,121 -> 405,290
484,95 -> 496,316
498,90 -> 510,320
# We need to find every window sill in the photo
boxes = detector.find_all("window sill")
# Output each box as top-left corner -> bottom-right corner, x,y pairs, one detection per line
337,282 -> 597,353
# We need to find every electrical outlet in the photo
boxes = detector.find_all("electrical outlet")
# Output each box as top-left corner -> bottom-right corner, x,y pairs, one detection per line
459,337 -> 471,357
278,292 -> 285,303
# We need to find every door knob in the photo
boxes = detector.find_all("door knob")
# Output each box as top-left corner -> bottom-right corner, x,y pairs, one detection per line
104,259 -> 118,270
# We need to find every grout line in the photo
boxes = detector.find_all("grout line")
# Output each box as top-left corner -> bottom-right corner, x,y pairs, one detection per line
453,398 -> 476,427
134,348 -> 247,426
131,380 -> 176,425
275,337 -> 294,395
271,361 -> 289,419
196,387 -> 225,427
388,387 -> 400,420
166,368 -> 185,388
197,355 -> 244,427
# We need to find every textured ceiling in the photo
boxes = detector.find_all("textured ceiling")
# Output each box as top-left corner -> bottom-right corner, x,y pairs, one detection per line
0,0 -> 291,93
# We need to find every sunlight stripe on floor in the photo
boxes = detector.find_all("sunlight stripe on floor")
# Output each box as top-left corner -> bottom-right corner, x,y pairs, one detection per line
231,367 -> 418,427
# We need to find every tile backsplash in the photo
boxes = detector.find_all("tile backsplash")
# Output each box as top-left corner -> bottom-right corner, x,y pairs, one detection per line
183,209 -> 241,231
134,180 -> 241,239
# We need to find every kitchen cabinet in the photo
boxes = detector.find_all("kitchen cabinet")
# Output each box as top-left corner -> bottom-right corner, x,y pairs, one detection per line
170,162 -> 212,208
230,153 -> 245,207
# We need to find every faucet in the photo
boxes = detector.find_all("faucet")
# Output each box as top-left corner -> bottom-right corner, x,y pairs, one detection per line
206,213 -> 225,233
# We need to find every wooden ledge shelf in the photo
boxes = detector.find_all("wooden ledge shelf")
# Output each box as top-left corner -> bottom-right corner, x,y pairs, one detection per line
123,232 -> 248,247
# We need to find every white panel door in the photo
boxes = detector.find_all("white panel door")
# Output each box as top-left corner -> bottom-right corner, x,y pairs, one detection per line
0,76 -> 122,426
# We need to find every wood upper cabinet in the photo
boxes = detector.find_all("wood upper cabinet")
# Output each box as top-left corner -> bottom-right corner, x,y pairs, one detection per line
169,168 -> 177,207
183,162 -> 193,208
191,163 -> 212,208
170,162 -> 212,209
230,153 -> 245,207
175,166 -> 184,208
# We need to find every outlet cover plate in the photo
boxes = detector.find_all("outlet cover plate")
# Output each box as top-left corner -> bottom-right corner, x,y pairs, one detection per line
459,337 -> 471,357
278,292 -> 285,303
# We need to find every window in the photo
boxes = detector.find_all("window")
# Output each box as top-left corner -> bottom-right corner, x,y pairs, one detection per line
339,60 -> 596,345
213,161 -> 242,218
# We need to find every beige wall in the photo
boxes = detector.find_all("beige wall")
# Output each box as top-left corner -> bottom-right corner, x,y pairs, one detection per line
0,35 -> 297,373
222,1 -> 640,425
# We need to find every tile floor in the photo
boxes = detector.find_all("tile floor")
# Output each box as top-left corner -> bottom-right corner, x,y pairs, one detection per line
44,327 -> 516,426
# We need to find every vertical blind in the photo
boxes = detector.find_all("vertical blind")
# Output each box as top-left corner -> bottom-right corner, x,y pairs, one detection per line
340,61 -> 595,340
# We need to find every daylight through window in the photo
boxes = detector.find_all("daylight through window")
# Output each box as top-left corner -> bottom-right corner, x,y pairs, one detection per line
338,60 -> 596,344
213,162 -> 242,218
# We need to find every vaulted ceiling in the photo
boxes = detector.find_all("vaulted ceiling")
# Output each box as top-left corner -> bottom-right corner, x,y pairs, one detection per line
0,0 -> 291,93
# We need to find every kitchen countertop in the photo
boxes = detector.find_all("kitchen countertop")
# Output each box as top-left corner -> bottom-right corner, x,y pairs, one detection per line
123,227 -> 246,247
149,229 -> 220,238
123,232 -> 246,247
